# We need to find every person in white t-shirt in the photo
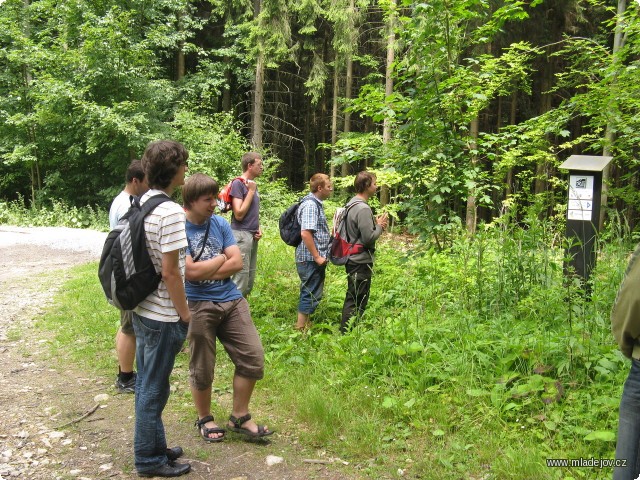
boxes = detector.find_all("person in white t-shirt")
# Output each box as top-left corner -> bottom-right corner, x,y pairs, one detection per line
132,140 -> 192,478
108,159 -> 149,394
109,160 -> 149,230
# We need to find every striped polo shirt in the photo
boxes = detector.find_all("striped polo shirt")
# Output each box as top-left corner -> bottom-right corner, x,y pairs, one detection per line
134,189 -> 187,322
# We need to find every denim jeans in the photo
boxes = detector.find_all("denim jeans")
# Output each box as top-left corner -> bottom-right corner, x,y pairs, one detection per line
615,358 -> 640,479
132,314 -> 188,473
296,261 -> 326,314
340,262 -> 373,333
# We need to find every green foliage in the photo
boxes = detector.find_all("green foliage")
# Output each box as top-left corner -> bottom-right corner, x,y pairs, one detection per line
2,0 -> 640,240
245,0 -> 293,63
257,213 -> 627,476
172,111 -> 248,184
0,197 -> 107,230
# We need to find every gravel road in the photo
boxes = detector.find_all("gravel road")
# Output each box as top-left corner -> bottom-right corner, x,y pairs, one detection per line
0,226 -> 106,256
0,225 -> 356,480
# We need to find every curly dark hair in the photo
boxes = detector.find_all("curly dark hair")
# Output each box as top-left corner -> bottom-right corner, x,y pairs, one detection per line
141,140 -> 188,189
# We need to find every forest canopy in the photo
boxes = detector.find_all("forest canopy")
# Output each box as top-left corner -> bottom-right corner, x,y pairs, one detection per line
1,0 -> 639,239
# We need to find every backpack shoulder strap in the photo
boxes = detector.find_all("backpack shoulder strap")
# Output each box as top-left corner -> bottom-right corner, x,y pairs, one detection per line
231,176 -> 246,190
191,218 -> 211,262
342,200 -> 366,243
140,194 -> 171,216
297,195 -> 320,219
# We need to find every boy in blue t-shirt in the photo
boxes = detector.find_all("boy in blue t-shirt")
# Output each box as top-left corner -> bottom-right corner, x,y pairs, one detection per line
183,173 -> 273,442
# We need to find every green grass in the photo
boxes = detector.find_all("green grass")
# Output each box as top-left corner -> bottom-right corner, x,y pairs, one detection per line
30,217 -> 632,479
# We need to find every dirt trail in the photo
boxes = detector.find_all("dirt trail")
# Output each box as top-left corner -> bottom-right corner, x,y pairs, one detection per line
0,232 -> 360,480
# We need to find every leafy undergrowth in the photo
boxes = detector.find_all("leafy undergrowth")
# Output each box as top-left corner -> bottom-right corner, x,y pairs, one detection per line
0,198 -> 107,230
37,217 -> 631,479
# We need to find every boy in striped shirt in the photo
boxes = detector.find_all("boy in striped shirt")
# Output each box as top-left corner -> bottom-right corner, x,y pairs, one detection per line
132,140 -> 192,478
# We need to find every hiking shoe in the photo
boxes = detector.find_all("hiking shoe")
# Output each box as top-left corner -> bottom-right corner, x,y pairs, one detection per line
115,373 -> 136,393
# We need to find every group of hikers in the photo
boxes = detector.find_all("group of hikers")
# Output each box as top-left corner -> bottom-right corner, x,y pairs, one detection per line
106,140 -> 387,477
92,135 -> 640,479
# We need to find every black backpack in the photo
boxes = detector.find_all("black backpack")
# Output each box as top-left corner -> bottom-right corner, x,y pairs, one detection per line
279,199 -> 304,246
98,194 -> 171,310
278,196 -> 321,247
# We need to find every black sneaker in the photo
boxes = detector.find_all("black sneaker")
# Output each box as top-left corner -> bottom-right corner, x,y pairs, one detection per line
115,372 -> 136,393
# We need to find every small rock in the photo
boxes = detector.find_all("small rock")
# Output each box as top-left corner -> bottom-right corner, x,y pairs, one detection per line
69,469 -> 82,476
48,431 -> 65,439
265,455 -> 284,466
99,463 -> 113,471
94,394 -> 109,402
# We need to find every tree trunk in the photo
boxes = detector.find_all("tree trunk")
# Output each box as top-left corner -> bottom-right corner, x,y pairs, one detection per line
601,0 -> 627,230
340,0 -> 357,177
251,0 -> 264,151
304,91 -> 311,181
380,0 -> 396,207
466,117 -> 479,235
506,91 -> 518,197
341,53 -> 353,177
22,0 -> 40,204
330,61 -> 339,178
176,11 -> 185,81
252,52 -> 265,151
176,45 -> 185,81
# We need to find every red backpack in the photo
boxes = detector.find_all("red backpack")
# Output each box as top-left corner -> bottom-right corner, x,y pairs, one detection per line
217,177 -> 245,213
329,201 -> 366,265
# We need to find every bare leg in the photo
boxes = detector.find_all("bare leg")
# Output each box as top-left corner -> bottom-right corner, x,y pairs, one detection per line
192,386 -> 224,440
296,312 -> 310,331
229,375 -> 269,434
116,329 -> 136,372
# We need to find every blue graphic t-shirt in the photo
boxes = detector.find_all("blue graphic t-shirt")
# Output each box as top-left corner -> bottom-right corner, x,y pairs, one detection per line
185,215 -> 242,303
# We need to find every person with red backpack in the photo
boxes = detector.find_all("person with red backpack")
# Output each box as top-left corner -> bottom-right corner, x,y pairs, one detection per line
340,171 -> 388,334
229,152 -> 264,297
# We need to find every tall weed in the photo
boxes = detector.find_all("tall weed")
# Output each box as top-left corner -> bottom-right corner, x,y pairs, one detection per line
0,197 -> 107,230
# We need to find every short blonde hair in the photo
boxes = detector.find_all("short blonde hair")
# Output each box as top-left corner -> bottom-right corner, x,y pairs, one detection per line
309,173 -> 330,193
